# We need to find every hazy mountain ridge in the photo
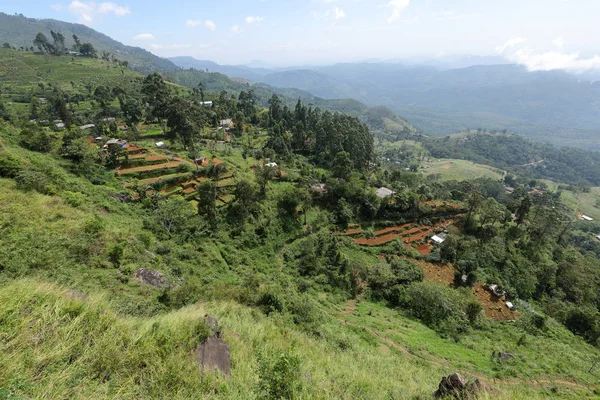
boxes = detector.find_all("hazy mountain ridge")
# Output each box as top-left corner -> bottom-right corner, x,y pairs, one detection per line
171,56 -> 600,148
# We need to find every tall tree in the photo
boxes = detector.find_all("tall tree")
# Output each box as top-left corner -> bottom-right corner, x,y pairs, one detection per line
197,180 -> 217,229
142,73 -> 171,133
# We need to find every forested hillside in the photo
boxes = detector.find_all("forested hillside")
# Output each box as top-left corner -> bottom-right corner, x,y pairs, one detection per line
0,12 -> 179,73
2,47 -> 600,398
421,131 -> 600,186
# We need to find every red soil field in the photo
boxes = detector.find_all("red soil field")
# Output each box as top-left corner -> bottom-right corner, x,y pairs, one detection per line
472,282 -> 519,321
416,244 -> 432,255
374,224 -> 412,236
117,161 -> 183,175
333,228 -> 362,236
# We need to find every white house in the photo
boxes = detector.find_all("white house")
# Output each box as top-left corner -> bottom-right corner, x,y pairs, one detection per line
376,187 -> 394,199
80,124 -> 95,130
200,101 -> 213,107
581,215 -> 594,221
432,233 -> 447,244
265,162 -> 278,168
156,141 -> 167,149
506,302 -> 516,311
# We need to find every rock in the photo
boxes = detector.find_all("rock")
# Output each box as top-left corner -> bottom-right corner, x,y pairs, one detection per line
466,379 -> 496,396
434,373 -> 467,398
196,315 -> 230,376
133,268 -> 171,289
498,351 -> 516,362
204,314 -> 221,337
434,373 -> 495,399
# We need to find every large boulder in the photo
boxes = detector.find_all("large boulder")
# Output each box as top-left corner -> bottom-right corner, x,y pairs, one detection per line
196,314 -> 230,376
133,268 -> 171,289
434,373 -> 495,399
435,373 -> 467,398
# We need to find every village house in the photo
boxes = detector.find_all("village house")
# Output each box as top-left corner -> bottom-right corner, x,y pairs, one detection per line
580,215 -> 594,222
431,232 -> 447,244
376,187 -> 394,199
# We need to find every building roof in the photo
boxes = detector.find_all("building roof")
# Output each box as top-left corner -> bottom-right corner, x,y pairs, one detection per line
220,119 -> 233,126
376,187 -> 394,199
106,139 -> 120,145
581,215 -> 594,221
432,234 -> 447,244
80,124 -> 95,130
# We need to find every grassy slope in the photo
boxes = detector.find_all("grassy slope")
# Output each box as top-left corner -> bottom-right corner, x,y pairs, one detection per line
423,159 -> 505,182
0,13 -> 179,74
1,129 -> 599,398
2,279 -> 598,400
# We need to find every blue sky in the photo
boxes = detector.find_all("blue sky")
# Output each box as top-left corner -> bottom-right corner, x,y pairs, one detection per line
5,0 -> 600,69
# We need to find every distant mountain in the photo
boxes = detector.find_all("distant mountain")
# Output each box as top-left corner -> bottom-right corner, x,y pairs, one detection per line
169,56 -> 272,82
244,62 -> 600,149
0,12 -> 178,74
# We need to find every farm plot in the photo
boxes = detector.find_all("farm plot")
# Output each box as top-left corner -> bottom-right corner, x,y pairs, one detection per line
354,219 -> 457,247
472,282 -> 520,321
333,227 -> 362,236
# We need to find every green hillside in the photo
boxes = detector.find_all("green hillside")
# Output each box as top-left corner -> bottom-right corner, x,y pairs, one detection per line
2,47 -> 600,399
0,12 -> 178,74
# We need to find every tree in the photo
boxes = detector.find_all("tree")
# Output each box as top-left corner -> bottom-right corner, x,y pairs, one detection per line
166,97 -> 199,149
33,32 -> 51,53
197,180 -> 217,229
255,165 -> 277,197
0,102 -> 10,121
332,151 -> 353,180
72,34 -> 81,51
154,196 -> 196,237
142,73 -> 171,133
79,43 -> 96,57
268,94 -> 283,125
94,86 -> 113,116
118,96 -> 143,135
2,43 -> 11,49
229,179 -> 259,221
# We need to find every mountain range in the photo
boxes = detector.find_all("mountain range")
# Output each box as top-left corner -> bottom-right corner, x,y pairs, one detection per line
2,12 -> 600,149
169,56 -> 600,149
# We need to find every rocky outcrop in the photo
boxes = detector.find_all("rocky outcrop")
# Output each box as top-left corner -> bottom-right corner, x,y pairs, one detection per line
434,373 -> 495,399
133,268 -> 171,289
196,314 -> 230,376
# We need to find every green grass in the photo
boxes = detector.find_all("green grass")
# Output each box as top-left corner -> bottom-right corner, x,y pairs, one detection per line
424,159 -> 505,182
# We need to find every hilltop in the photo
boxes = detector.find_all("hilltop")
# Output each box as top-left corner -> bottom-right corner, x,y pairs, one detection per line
0,12 -> 178,74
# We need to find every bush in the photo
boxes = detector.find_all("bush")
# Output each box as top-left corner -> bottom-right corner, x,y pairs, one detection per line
257,349 -> 302,400
0,151 -> 22,178
406,282 -> 469,336
19,126 -> 55,153
14,168 -> 52,194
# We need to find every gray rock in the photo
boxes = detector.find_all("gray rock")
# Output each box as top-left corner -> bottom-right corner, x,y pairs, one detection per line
196,315 -> 230,376
434,373 -> 467,398
434,373 -> 495,399
133,268 -> 171,289
205,314 -> 221,337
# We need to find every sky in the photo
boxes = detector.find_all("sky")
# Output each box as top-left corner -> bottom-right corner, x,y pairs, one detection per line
4,0 -> 600,70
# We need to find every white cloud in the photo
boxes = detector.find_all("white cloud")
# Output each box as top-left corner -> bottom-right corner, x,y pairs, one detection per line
245,16 -> 264,24
511,48 -> 600,72
67,1 -> 130,25
186,19 -> 216,30
495,37 -> 526,53
51,4 -> 64,11
553,36 -> 564,49
231,25 -> 242,34
387,0 -> 410,23
333,7 -> 345,20
186,19 -> 202,27
133,33 -> 154,41
498,37 -> 600,72
204,20 -> 216,31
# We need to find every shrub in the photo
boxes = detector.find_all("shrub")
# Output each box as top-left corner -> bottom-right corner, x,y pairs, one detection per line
14,168 -> 51,194
0,151 -> 22,178
406,282 -> 469,336
257,349 -> 302,400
